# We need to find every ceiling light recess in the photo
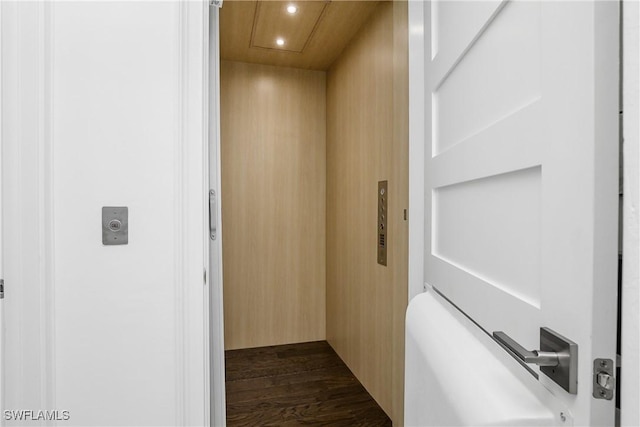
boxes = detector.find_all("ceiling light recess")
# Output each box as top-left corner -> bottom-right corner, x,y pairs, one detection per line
287,4 -> 297,14
276,38 -> 285,46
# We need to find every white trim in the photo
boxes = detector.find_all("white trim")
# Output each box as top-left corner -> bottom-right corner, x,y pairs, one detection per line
202,4 -> 212,427
1,1 -> 56,413
173,1 -> 188,423
36,0 -> 56,414
408,0 -> 426,301
0,1 -> 4,424
179,1 -> 210,424
622,1 -> 640,425
174,1 -> 215,423
208,5 -> 227,426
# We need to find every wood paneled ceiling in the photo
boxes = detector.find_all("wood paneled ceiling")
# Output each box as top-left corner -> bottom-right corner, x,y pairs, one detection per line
220,0 -> 380,70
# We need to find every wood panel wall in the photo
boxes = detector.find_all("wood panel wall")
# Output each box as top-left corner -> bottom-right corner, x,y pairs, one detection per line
221,60 -> 326,350
326,2 -> 408,423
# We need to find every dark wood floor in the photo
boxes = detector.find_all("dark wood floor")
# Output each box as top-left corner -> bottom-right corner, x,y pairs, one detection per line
225,341 -> 392,426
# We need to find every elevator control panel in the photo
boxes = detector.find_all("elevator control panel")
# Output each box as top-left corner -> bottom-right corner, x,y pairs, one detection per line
378,181 -> 387,266
102,206 -> 128,245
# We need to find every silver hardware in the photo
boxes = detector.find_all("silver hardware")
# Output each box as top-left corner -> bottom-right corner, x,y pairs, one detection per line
210,0 -> 223,7
209,190 -> 217,240
108,219 -> 122,232
597,372 -> 614,389
493,327 -> 578,394
593,358 -> 615,400
377,181 -> 387,266
494,331 -> 559,366
102,207 -> 128,245
0,279 -> 4,299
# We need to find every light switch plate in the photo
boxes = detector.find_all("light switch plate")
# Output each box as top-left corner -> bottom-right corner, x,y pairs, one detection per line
102,206 -> 128,245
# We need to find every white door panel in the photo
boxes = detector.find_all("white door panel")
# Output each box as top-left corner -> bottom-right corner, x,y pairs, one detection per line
421,0 -> 618,424
406,292 -> 572,426
431,1 -> 504,75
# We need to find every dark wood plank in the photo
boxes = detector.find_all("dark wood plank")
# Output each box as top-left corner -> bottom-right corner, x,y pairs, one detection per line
225,341 -> 344,382
225,341 -> 391,426
225,353 -> 345,382
226,364 -> 353,393
225,341 -> 332,360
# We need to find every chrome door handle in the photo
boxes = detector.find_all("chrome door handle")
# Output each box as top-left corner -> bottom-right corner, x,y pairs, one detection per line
209,190 -> 217,240
492,327 -> 578,394
493,331 -> 559,367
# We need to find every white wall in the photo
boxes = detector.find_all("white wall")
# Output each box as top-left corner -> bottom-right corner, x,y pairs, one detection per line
1,2 -> 210,425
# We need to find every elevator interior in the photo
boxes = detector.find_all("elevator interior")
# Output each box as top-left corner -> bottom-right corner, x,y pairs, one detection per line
219,0 -> 409,423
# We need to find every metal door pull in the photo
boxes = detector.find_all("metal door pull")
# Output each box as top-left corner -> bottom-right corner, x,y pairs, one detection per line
492,327 -> 578,394
493,331 -> 559,367
209,190 -> 217,240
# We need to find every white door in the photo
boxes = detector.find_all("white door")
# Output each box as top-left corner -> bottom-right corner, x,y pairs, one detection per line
415,0 -> 618,424
1,2 -> 211,426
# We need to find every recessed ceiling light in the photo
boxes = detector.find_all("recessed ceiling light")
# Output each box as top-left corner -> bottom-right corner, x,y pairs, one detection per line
276,38 -> 285,46
287,5 -> 298,14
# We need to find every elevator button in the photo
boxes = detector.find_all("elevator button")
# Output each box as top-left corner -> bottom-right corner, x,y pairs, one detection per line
378,181 -> 387,266
108,219 -> 122,231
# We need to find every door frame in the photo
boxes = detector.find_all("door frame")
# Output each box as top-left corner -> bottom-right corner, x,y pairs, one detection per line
206,3 -> 227,426
408,0 -> 426,302
621,1 -> 640,425
0,1 -> 4,424
407,0 -> 638,424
